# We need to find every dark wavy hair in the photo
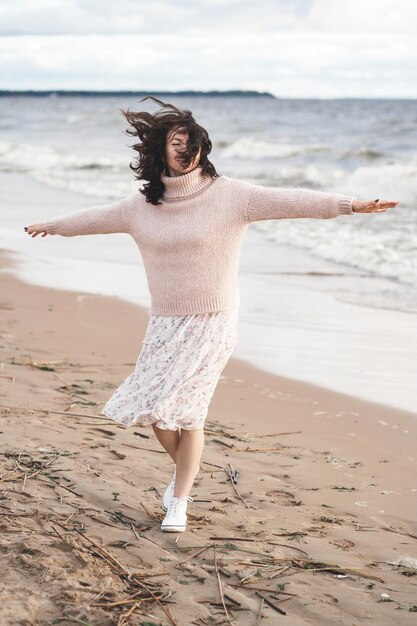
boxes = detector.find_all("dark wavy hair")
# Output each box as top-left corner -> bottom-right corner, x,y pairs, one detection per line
119,96 -> 219,205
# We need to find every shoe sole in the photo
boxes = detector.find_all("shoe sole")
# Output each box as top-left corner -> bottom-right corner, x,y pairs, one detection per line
161,525 -> 186,532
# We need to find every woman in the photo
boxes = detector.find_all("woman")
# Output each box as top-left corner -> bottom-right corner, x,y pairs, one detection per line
25,96 -> 399,533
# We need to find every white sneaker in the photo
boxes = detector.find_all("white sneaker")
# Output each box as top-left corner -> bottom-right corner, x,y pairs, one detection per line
162,465 -> 176,512
161,465 -> 200,512
161,495 -> 193,532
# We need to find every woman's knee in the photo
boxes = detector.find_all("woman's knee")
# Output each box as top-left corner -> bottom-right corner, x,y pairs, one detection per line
180,426 -> 204,435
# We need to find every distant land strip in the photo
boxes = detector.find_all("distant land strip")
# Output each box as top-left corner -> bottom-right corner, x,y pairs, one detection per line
0,89 -> 276,98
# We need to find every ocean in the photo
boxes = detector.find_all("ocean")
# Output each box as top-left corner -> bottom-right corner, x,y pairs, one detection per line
1,94 -> 416,412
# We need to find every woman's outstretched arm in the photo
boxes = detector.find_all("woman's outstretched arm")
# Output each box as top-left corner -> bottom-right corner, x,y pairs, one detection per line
244,183 -> 399,222
25,193 -> 138,238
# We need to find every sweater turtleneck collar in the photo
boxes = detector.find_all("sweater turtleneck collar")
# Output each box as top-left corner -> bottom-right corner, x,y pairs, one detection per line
160,165 -> 215,201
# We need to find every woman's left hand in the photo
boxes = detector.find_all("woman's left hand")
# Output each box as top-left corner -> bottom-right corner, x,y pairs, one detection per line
352,199 -> 399,213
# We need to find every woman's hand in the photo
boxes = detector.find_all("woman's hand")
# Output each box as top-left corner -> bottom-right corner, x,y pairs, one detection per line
352,198 -> 399,213
24,223 -> 49,237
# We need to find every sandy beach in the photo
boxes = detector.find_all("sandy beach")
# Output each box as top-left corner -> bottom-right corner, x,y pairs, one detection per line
1,246 -> 417,625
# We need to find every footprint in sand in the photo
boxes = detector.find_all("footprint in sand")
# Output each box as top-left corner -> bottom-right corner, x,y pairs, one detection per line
265,489 -> 302,506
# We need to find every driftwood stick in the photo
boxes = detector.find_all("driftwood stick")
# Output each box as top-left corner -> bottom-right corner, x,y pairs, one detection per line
39,474 -> 83,498
53,372 -> 73,388
21,472 -> 27,492
134,579 -> 179,626
121,443 -> 166,454
268,542 -> 310,557
209,536 -> 256,542
240,570 -> 261,584
50,518 -> 129,577
256,596 -> 264,625
130,522 -> 141,540
177,545 -> 211,565
268,565 -> 291,579
213,545 -> 234,624
291,558 -> 385,582
255,591 -> 286,616
377,524 -> 417,541
257,430 -> 302,438
72,528 -> 130,576
233,446 -> 284,453
228,583 -> 297,596
122,600 -> 142,620
202,460 -> 223,469
213,438 -> 235,449
225,463 -> 249,509
223,594 -> 241,606
139,501 -> 161,521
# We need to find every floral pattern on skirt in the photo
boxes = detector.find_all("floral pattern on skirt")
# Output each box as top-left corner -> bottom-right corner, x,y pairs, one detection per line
101,306 -> 239,430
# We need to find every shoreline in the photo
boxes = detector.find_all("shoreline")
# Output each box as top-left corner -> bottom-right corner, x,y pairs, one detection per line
3,172 -> 417,415
2,246 -> 416,429
1,248 -> 417,624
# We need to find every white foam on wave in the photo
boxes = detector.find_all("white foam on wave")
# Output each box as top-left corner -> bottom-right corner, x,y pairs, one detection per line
220,137 -> 329,159
0,140 -> 136,198
251,157 -> 417,291
344,157 -> 417,205
0,140 -> 119,170
256,208 -> 417,289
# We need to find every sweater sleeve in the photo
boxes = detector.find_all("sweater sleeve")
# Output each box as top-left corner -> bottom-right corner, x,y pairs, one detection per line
245,183 -> 357,223
44,194 -> 137,237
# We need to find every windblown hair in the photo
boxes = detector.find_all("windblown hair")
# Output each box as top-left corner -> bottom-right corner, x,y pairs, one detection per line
119,96 -> 219,205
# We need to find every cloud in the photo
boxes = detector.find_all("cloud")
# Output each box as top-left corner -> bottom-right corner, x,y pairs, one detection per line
1,0 -> 416,35
307,0 -> 417,33
1,0 -> 416,96
0,0 -> 146,36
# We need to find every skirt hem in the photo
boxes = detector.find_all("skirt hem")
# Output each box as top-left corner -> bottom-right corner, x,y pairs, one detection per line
101,408 -> 206,431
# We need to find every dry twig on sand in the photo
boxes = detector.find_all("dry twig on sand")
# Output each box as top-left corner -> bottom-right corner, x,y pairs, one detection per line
224,463 -> 249,509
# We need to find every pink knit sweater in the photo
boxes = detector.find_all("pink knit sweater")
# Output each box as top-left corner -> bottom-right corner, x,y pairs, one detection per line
45,165 -> 357,315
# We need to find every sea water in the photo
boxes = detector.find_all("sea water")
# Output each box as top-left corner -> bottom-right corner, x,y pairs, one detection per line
1,94 -> 416,412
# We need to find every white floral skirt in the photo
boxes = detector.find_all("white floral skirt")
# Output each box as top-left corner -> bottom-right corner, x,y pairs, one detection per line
101,306 -> 239,431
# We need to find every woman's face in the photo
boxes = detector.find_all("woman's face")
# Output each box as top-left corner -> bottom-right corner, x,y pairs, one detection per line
164,126 -> 201,177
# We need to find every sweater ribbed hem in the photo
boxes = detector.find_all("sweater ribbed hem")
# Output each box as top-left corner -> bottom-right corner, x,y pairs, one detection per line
150,293 -> 240,315
45,220 -> 58,235
338,197 -> 355,215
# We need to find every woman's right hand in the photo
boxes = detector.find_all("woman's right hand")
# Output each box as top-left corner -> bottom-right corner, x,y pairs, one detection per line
24,223 -> 49,238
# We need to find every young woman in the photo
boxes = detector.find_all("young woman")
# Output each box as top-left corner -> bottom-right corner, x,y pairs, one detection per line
25,96 -> 399,533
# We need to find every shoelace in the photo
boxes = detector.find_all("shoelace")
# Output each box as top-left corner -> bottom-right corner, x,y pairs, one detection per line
168,495 -> 193,515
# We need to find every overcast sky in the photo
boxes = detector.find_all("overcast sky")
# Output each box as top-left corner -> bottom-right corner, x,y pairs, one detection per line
1,0 -> 416,98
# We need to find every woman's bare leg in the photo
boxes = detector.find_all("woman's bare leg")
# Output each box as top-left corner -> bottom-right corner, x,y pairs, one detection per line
151,423 -> 180,462
174,427 -> 204,497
